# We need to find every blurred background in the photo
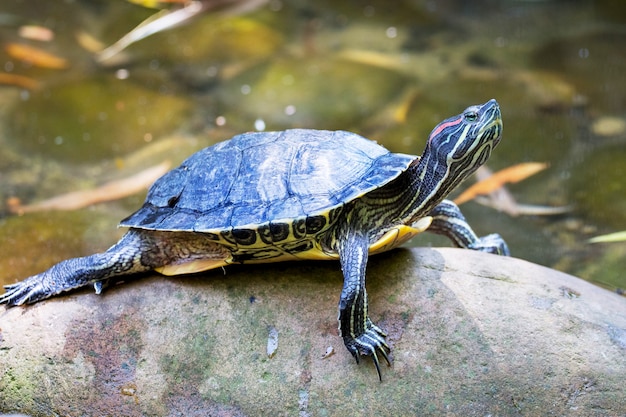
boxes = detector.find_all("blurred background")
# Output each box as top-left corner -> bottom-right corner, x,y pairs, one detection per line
0,0 -> 624,293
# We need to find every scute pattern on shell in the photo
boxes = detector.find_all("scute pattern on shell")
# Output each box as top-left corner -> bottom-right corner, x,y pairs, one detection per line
120,129 -> 415,233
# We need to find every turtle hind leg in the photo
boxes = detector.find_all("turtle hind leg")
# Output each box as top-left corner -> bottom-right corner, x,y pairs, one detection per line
0,229 -> 230,307
427,199 -> 510,256
0,230 -> 154,306
0,257 -> 132,306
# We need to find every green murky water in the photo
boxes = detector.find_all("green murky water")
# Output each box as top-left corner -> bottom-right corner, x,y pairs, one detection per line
0,0 -> 625,293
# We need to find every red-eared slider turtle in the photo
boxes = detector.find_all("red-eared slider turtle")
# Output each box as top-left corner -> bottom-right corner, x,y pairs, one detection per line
1,99 -> 508,380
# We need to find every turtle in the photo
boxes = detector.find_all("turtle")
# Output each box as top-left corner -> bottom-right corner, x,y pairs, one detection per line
1,99 -> 509,380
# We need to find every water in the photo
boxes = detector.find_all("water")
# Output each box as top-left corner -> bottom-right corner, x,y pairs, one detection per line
0,0 -> 624,292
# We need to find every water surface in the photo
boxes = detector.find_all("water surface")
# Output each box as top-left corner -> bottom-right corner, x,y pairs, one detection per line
0,0 -> 624,292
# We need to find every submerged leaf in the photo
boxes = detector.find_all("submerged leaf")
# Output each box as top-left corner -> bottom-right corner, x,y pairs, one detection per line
75,30 -> 107,53
96,2 -> 206,64
0,72 -> 39,90
4,43 -> 69,69
474,197 -> 572,216
96,0 -> 270,64
454,162 -> 548,205
127,0 -> 189,9
8,162 -> 170,215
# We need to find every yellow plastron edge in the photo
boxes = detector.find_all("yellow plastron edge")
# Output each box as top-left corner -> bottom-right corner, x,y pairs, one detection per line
154,216 -> 433,274
368,216 -> 432,255
156,258 -> 230,276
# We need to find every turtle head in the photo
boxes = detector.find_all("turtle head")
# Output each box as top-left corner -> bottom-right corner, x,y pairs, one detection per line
421,99 -> 502,193
427,99 -> 502,169
407,100 -> 502,215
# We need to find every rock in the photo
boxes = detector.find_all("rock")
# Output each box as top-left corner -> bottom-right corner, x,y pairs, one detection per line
1,248 -> 625,416
137,15 -> 284,66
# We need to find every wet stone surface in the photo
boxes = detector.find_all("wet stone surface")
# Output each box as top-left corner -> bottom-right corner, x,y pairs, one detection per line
1,248 -> 624,416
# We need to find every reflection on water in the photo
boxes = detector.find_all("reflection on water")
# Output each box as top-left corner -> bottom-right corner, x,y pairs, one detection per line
0,0 -> 624,292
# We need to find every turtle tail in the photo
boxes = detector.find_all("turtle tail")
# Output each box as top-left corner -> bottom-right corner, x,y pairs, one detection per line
0,230 -> 152,306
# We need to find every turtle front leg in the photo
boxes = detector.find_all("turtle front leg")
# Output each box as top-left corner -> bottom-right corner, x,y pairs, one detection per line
336,228 -> 391,381
426,199 -> 510,256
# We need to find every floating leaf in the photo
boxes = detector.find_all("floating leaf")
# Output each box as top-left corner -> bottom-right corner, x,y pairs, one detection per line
454,162 -> 548,205
470,166 -> 521,215
8,161 -> 170,215
588,231 -> 626,244
4,43 -> 69,69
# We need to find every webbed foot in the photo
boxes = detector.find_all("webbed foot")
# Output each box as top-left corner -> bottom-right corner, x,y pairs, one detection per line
468,233 -> 510,256
343,319 -> 391,381
1,255 -> 120,307
0,274 -> 52,306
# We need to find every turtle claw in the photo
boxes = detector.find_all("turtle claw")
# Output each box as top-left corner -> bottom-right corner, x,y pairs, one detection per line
0,275 -> 47,306
344,321 -> 392,381
1,254 -> 118,307
2,274 -> 111,307
93,279 -> 111,295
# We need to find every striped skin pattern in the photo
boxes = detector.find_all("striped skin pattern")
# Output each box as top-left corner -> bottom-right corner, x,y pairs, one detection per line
1,100 -> 508,381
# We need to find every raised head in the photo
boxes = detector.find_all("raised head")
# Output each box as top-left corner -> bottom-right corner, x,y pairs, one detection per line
429,99 -> 501,171
419,99 -> 502,201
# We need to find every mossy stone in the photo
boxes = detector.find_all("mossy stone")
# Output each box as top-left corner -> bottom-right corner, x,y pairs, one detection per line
216,56 -> 409,131
9,76 -> 191,163
131,14 -> 283,66
2,249 -> 625,415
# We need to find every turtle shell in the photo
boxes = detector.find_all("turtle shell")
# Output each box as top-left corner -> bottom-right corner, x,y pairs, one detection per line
120,129 -> 415,236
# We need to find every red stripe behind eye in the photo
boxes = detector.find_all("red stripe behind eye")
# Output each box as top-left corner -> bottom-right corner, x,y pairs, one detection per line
429,116 -> 462,143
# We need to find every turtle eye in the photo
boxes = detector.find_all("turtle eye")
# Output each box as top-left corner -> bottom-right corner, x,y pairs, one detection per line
464,111 -> 478,122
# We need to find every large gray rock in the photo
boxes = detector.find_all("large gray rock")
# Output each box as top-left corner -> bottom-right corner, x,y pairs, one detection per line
1,248 -> 625,416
